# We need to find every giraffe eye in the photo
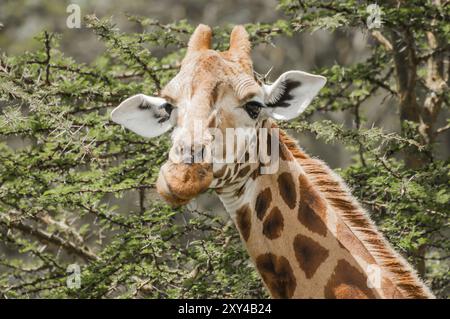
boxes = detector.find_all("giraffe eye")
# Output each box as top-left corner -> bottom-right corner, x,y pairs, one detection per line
243,101 -> 263,120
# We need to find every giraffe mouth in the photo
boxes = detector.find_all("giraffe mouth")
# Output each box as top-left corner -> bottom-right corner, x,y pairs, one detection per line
156,161 -> 213,207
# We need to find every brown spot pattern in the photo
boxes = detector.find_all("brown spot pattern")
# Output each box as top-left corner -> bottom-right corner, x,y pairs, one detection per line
233,164 -> 239,176
213,165 -> 227,178
274,124 -> 434,298
223,168 -> 232,180
336,220 -> 376,264
235,204 -> 252,242
293,234 -> 329,279
255,253 -> 296,299
298,202 -> 327,237
233,184 -> 246,198
277,172 -> 297,209
324,259 -> 377,299
237,165 -> 251,178
250,167 -> 260,180
298,174 -> 327,236
263,207 -> 284,239
255,188 -> 272,220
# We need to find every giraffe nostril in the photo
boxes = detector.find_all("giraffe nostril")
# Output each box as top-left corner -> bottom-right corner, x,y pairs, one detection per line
191,145 -> 207,164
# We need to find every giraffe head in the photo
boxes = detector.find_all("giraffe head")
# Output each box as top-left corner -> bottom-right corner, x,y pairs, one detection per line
111,24 -> 326,206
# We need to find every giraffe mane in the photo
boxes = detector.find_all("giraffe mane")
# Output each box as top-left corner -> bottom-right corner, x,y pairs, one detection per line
274,123 -> 435,299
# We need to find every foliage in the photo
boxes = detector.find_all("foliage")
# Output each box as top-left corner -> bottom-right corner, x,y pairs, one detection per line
0,1 -> 449,298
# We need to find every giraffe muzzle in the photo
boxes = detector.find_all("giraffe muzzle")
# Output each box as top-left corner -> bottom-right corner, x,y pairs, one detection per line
156,161 -> 213,207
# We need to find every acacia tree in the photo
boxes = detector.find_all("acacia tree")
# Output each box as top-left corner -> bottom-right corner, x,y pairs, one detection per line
0,0 -> 448,298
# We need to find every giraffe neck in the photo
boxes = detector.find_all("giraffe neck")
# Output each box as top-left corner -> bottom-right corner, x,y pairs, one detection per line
216,121 -> 433,299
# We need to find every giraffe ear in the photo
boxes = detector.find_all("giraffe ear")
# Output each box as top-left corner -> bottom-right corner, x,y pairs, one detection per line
263,71 -> 326,121
111,94 -> 175,138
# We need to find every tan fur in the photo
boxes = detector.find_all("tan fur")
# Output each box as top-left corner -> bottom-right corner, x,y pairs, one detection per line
152,25 -> 434,299
227,25 -> 253,74
187,24 -> 212,53
157,26 -> 260,204
157,162 -> 213,206
276,126 -> 435,299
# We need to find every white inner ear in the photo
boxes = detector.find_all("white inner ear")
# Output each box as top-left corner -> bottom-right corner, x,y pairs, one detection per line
111,94 -> 174,138
263,70 -> 327,121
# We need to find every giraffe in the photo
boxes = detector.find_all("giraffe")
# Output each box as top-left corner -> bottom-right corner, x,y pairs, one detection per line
111,24 -> 435,299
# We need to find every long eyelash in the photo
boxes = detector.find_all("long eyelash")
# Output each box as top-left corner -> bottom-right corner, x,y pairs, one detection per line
245,101 -> 264,108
